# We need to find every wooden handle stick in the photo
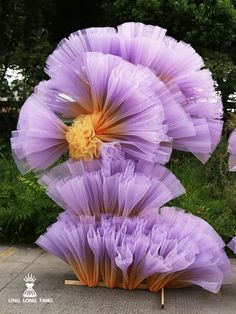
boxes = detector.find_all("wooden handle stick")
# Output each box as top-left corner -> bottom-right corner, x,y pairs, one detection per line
161,287 -> 165,309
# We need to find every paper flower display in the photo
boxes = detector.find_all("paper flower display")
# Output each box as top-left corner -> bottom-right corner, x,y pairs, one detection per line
228,129 -> 236,171
11,22 -> 233,298
36,207 -> 232,293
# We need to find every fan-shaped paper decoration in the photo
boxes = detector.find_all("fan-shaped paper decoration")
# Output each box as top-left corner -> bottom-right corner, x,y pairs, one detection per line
36,207 -> 232,293
39,145 -> 185,218
44,22 -> 223,163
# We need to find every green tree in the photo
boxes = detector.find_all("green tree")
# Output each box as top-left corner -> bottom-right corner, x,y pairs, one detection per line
1,0 -> 236,116
0,0 -> 54,108
102,0 -> 236,114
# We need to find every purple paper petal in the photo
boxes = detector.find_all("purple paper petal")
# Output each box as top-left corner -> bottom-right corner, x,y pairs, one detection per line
228,130 -> 236,171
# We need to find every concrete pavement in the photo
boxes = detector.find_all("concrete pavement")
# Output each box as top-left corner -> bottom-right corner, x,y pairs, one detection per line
0,245 -> 235,314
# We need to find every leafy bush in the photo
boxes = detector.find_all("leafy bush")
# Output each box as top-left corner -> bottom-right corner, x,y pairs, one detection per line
0,144 -> 60,243
169,138 -> 236,245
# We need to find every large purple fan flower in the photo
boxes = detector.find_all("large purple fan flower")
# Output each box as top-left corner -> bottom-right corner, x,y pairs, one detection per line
39,145 -> 185,218
228,129 -> 236,171
36,207 -> 232,293
45,22 -> 223,163
11,52 -> 171,174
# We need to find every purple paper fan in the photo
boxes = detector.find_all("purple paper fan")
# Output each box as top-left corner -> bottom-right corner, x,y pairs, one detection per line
36,207 -> 232,293
11,52 -> 172,174
38,146 -> 185,218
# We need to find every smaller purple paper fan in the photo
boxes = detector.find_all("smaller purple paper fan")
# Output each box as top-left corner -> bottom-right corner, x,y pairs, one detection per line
228,129 -> 236,171
38,145 -> 185,218
36,207 -> 232,293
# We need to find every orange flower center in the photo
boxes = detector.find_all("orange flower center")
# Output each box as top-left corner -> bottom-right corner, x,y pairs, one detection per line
66,114 -> 102,160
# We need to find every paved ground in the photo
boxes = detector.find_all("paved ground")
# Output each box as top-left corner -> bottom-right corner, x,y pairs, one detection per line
0,245 -> 235,314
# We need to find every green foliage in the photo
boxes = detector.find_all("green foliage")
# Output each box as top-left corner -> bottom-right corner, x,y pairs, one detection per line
0,0 -> 53,109
102,0 -> 236,49
203,50 -> 236,113
102,0 -> 236,112
0,148 -> 60,243
1,0 -> 235,114
168,139 -> 236,244
7,34 -> 52,104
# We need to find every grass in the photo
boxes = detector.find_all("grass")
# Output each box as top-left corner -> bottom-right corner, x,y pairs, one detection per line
168,140 -> 236,244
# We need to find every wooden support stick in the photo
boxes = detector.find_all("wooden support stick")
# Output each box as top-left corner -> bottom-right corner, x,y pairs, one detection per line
65,280 -> 148,290
65,280 -> 166,308
217,289 -> 222,299
161,288 -> 164,309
